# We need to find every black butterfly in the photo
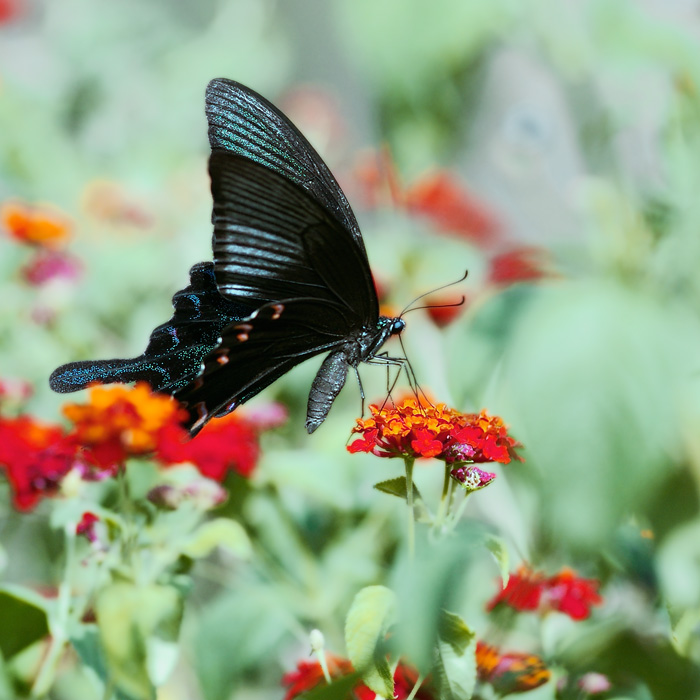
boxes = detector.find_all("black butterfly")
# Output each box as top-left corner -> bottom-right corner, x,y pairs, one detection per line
50,78 -> 405,434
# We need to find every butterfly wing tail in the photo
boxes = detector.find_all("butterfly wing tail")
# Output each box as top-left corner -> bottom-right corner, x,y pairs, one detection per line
49,357 -> 174,393
49,262 -> 253,396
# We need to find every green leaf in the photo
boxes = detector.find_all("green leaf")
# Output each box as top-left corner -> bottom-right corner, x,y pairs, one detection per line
374,477 -> 432,522
299,672 -> 362,699
433,611 -> 477,700
181,518 -> 252,560
484,534 -> 509,587
0,586 -> 49,658
95,583 -> 183,700
71,626 -> 132,700
345,585 -> 397,698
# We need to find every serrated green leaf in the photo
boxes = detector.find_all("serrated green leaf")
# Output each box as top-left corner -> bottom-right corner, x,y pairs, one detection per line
95,583 -> 183,700
434,611 -> 477,700
484,534 -> 509,587
345,585 -> 397,698
181,518 -> 251,560
0,587 -> 49,658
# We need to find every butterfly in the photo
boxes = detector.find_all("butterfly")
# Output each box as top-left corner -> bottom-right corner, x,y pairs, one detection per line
49,78 -> 406,434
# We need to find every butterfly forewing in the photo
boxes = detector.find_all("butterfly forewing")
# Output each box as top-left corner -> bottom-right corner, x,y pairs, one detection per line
206,78 -> 365,252
209,150 -> 378,324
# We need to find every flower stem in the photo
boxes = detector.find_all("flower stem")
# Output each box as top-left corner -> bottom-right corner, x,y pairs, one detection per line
433,464 -> 452,534
404,458 -> 415,559
405,673 -> 425,700
31,524 -> 76,698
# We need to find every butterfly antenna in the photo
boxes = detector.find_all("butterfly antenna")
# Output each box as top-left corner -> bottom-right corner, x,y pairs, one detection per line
403,297 -> 466,315
398,269 -> 469,318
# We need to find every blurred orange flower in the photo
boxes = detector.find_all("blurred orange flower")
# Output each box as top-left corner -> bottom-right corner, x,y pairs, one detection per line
62,383 -> 186,468
476,641 -> 550,695
1,201 -> 72,248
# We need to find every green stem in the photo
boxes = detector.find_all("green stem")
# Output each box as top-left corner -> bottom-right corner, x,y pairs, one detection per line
405,673 -> 425,700
31,524 -> 77,698
404,458 -> 415,559
433,464 -> 452,534
447,490 -> 471,531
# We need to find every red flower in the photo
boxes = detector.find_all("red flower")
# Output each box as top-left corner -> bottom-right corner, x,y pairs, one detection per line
21,249 -> 83,286
0,415 -> 80,511
282,654 -> 355,700
487,566 -> 546,613
76,512 -> 100,542
155,411 -> 262,481
424,294 -> 467,328
404,171 -> 500,247
542,568 -> 602,621
488,566 -> 602,621
349,398 -> 522,471
488,246 -> 547,287
282,655 -> 434,700
1,201 -> 72,248
476,641 -> 550,695
0,0 -> 22,23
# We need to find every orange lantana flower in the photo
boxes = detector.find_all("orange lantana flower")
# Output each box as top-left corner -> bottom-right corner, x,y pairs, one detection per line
476,641 -> 550,695
63,383 -> 186,468
348,398 -> 522,466
1,201 -> 71,248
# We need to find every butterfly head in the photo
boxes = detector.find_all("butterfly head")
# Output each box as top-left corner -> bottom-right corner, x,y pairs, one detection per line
389,318 -> 406,335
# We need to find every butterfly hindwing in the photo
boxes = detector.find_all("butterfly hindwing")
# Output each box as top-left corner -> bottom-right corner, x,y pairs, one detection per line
49,263 -> 253,394
206,78 -> 365,252
175,297 -> 352,431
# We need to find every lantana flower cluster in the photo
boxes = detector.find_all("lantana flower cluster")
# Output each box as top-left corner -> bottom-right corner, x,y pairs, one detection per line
348,398 -> 521,488
282,653 -> 433,700
488,565 -> 603,621
1,200 -> 82,287
0,381 -> 285,511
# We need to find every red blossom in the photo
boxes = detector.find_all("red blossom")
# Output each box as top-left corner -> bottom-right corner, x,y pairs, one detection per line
488,246 -> 547,287
425,293 -> 467,328
348,398 -> 522,470
543,568 -> 602,621
0,415 -> 80,511
0,0 -> 22,23
282,654 -> 434,700
21,249 -> 83,286
76,512 -> 99,542
404,171 -> 500,247
488,566 -> 602,621
155,411 -> 263,481
487,566 -> 546,613
476,641 -> 550,695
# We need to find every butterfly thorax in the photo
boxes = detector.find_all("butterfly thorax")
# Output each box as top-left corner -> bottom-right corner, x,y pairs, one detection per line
346,316 -> 405,367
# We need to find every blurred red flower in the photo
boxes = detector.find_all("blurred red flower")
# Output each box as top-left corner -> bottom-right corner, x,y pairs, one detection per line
349,398 -> 522,469
424,293 -> 467,328
76,512 -> 100,542
488,566 -> 602,621
476,641 -> 550,695
488,246 -> 547,287
21,249 -> 83,286
282,654 -> 434,700
0,415 -> 80,511
155,412 -> 262,481
0,0 -> 22,24
1,201 -> 72,249
404,171 -> 500,247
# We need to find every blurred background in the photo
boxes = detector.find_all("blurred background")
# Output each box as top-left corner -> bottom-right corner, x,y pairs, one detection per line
3,0 -> 700,698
